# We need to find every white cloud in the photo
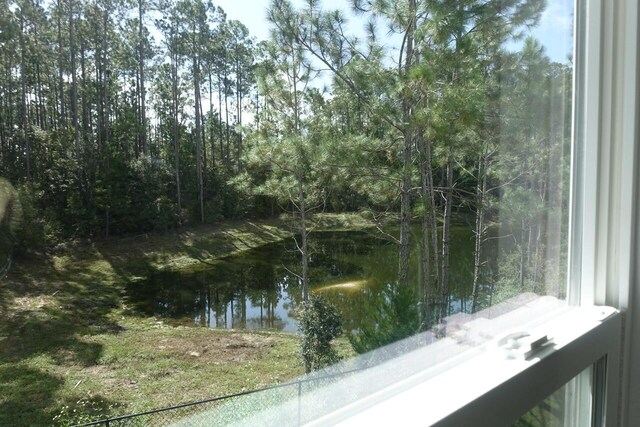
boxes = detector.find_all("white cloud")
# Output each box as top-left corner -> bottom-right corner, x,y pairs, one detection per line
528,0 -> 574,62
538,0 -> 573,33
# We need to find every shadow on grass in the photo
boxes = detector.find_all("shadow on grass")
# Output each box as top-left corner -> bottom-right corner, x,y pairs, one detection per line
0,364 -> 64,426
0,364 -> 121,426
0,219 -> 295,425
0,252 -> 129,426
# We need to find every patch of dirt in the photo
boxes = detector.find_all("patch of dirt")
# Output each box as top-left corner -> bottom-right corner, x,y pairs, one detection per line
76,365 -> 124,390
83,364 -> 112,375
150,333 -> 278,363
88,322 -> 126,334
12,295 -> 55,311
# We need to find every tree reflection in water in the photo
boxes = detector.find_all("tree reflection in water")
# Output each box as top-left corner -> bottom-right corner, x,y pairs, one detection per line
126,228 -> 497,333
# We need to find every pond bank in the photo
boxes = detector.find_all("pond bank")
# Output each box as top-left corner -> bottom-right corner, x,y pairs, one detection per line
1,213 -> 370,426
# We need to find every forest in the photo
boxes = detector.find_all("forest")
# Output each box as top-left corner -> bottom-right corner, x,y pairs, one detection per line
0,0 -> 570,319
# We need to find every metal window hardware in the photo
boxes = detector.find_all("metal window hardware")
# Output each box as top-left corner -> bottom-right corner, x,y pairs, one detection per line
498,332 -> 554,360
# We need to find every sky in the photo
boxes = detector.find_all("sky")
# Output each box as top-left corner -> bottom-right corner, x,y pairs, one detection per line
185,0 -> 574,123
214,0 -> 574,63
214,0 -> 355,44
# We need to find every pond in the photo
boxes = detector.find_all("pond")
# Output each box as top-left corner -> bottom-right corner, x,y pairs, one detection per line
125,226 -> 500,333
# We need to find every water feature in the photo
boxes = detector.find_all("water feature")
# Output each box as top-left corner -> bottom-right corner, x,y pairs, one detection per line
126,226 -> 496,333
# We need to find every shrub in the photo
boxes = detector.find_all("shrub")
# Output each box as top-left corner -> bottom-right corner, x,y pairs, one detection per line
298,296 -> 343,373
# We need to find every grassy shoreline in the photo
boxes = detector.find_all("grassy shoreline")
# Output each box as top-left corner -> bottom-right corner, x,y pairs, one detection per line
0,213 -> 372,426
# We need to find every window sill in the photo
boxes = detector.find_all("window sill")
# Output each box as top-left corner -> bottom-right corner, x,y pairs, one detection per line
304,298 -> 621,426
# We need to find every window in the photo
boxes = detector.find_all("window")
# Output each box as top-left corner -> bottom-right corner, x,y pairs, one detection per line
1,0 -> 638,425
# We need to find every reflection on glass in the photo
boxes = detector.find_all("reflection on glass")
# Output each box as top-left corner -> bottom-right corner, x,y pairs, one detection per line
513,368 -> 592,427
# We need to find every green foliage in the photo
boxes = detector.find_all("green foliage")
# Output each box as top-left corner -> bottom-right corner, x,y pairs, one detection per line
298,295 -> 343,373
14,184 -> 61,251
129,157 -> 178,231
349,284 -> 424,354
92,156 -> 179,234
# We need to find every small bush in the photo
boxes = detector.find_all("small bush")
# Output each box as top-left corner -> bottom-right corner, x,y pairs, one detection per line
298,296 -> 343,373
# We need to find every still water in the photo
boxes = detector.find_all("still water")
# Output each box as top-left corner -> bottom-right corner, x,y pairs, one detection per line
126,227 -> 491,333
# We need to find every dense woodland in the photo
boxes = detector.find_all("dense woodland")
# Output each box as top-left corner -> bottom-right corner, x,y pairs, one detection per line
0,0 -> 571,316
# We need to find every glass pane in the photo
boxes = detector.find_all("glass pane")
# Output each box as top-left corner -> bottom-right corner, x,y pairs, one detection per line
513,367 -> 593,427
0,0 -> 576,424
514,387 -> 570,427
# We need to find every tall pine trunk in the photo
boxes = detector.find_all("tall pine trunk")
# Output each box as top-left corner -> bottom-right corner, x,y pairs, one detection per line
217,70 -> 224,164
69,0 -> 79,156
208,71 -> 215,168
200,91 -> 207,184
441,149 -> 454,317
398,0 -> 416,287
417,134 -> 432,326
80,43 -> 90,144
34,23 -> 45,130
235,55 -> 243,172
171,27 -> 181,224
19,9 -> 30,180
427,142 -> 440,290
224,71 -> 230,162
471,151 -> 488,312
57,0 -> 66,129
298,172 -> 309,301
194,51 -> 204,224
138,0 -> 147,155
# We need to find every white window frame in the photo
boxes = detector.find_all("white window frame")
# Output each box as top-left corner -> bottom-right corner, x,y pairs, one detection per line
570,0 -> 639,425
303,304 -> 621,426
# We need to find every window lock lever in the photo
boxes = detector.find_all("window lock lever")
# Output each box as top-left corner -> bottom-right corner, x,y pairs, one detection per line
498,332 -> 554,360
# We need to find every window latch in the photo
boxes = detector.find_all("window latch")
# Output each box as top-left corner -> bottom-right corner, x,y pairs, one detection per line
498,332 -> 554,360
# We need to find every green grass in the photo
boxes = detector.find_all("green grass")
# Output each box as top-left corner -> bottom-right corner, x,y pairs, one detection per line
0,214 -> 367,426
